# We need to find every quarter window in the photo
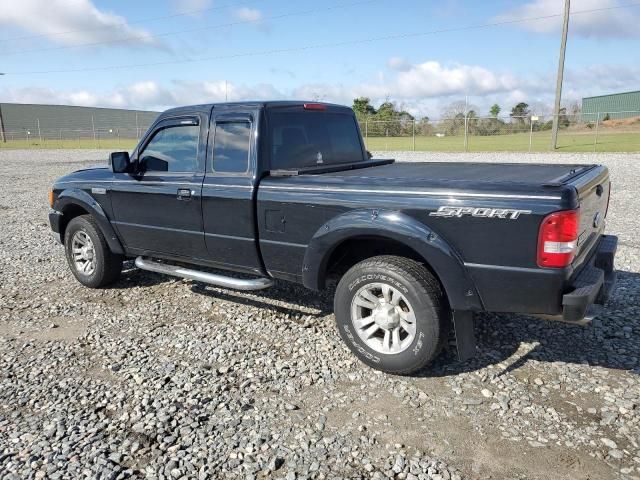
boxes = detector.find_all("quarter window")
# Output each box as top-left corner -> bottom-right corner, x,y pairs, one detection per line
212,122 -> 251,173
140,124 -> 199,173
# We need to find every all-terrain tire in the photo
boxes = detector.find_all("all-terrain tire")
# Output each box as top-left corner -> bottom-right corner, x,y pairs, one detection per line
334,255 -> 449,374
64,215 -> 123,288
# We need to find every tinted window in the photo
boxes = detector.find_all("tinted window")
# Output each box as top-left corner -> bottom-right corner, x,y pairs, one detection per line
213,122 -> 251,173
269,112 -> 364,169
140,124 -> 199,173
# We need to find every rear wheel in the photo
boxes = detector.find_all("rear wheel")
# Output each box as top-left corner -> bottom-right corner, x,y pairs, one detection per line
64,215 -> 123,288
334,255 -> 448,374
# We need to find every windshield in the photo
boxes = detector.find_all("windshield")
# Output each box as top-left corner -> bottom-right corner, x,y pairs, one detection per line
268,112 -> 365,170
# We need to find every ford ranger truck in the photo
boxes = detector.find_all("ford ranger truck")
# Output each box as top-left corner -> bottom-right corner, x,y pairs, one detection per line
48,101 -> 617,374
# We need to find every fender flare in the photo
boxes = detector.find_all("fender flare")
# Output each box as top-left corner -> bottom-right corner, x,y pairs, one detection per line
302,209 -> 483,311
54,188 -> 125,255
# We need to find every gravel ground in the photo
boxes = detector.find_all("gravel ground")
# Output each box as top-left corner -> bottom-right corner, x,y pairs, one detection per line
1,149 -> 639,480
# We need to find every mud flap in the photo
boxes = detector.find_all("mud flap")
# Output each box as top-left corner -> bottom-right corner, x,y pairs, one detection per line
453,310 -> 476,362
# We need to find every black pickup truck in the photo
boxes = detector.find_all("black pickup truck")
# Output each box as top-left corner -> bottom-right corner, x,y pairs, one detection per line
48,101 -> 617,374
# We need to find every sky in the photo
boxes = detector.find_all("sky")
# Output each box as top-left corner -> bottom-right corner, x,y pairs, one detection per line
0,0 -> 639,118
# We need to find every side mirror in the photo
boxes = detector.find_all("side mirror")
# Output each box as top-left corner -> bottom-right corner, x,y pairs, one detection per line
366,150 -> 373,159
110,151 -> 131,173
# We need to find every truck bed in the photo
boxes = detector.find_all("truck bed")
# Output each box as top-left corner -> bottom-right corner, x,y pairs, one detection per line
258,160 -> 610,305
309,161 -> 594,186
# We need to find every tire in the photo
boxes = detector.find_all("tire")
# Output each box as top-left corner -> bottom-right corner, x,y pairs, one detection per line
64,215 -> 123,288
334,255 -> 449,375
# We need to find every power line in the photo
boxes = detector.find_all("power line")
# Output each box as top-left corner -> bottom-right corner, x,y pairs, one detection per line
5,2 -> 640,76
0,0 -> 263,44
0,0 -> 379,56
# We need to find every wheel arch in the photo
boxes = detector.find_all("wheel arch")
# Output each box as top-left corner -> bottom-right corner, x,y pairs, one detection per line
55,188 -> 124,255
302,209 -> 483,311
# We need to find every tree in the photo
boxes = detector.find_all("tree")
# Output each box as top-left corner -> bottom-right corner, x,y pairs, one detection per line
510,102 -> 530,128
352,97 -> 376,120
558,107 -> 570,128
510,102 -> 530,118
466,110 -> 480,134
441,100 -> 468,119
352,98 -> 420,137
568,101 -> 582,123
440,100 -> 477,136
569,101 -> 581,116
489,104 -> 501,117
416,117 -> 432,136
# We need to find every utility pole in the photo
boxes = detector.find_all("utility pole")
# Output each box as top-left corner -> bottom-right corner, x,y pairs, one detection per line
0,73 -> 6,143
0,103 -> 5,143
551,0 -> 570,150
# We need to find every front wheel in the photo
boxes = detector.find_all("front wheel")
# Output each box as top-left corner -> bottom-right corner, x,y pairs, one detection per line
64,215 -> 123,288
334,255 -> 449,374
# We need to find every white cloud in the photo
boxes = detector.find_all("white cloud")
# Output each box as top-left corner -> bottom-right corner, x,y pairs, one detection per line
0,61 -> 531,114
233,7 -> 268,31
496,0 -> 640,38
0,0 -> 159,47
566,64 -> 640,91
397,62 -> 517,97
171,0 -> 213,14
358,61 -> 520,100
2,60 -> 636,117
0,80 -> 284,111
234,7 -> 263,23
387,57 -> 411,72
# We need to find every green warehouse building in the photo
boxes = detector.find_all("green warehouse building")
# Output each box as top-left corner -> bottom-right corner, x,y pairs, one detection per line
582,90 -> 640,122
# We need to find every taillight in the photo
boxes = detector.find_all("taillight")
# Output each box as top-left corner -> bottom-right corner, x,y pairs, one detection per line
303,103 -> 326,111
48,189 -> 55,208
537,209 -> 580,268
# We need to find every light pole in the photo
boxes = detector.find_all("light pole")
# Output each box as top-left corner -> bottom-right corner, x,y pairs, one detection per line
0,72 -> 6,143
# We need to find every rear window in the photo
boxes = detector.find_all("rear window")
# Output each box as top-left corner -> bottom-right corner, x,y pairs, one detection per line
268,112 -> 364,169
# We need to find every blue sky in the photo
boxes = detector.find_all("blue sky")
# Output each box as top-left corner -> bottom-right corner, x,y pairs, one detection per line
0,0 -> 639,117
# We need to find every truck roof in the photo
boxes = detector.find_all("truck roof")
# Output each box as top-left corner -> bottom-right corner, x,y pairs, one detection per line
161,101 -> 350,116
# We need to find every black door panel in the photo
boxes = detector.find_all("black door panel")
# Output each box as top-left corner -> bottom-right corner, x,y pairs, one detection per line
202,180 -> 262,273
201,108 -> 265,275
110,116 -> 207,259
111,175 -> 205,257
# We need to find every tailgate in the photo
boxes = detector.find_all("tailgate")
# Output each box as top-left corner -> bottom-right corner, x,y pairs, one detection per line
571,165 -> 611,266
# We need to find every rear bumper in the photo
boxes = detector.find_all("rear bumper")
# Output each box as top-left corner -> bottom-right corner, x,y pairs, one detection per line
559,235 -> 617,323
49,210 -> 63,244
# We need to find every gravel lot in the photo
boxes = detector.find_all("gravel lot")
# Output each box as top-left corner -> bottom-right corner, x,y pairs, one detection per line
1,149 -> 639,480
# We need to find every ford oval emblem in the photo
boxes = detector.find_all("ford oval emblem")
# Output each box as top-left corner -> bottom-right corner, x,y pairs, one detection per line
593,212 -> 602,228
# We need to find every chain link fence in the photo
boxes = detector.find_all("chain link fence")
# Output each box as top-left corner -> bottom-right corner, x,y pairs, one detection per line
1,110 -> 639,152
359,111 -> 640,153
0,125 -> 153,149
0,105 -> 157,150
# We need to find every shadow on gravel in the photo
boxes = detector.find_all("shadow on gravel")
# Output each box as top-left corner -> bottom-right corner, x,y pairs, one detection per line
105,262 -> 174,289
112,262 -> 639,377
423,270 -> 640,378
190,282 -> 334,319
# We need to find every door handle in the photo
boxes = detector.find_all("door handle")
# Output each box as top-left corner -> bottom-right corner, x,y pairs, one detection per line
177,188 -> 192,200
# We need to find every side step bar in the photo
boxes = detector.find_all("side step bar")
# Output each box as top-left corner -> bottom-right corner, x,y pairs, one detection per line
135,256 -> 274,291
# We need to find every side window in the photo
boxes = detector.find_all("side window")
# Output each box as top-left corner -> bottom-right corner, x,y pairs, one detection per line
212,122 -> 251,173
140,124 -> 199,173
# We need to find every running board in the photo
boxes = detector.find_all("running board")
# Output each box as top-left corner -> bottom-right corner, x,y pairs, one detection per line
135,256 -> 274,291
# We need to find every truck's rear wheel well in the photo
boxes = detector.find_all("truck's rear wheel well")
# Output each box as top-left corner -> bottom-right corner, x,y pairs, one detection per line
324,236 -> 446,299
60,204 -> 90,241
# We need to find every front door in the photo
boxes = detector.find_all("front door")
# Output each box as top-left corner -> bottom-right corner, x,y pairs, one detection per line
110,115 -> 207,259
201,108 -> 265,275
